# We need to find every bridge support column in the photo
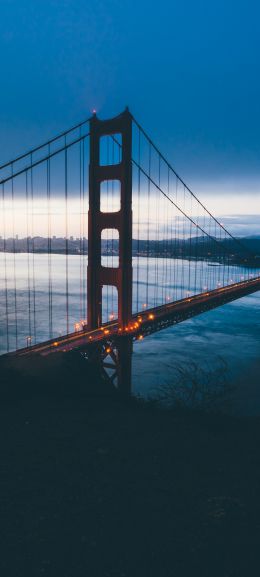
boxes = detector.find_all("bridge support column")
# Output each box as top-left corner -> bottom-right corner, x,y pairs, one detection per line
84,336 -> 133,397
87,109 -> 133,393
116,336 -> 133,396
87,108 -> 133,331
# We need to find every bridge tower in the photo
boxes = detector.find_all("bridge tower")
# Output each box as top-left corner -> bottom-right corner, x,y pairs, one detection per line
87,109 -> 133,394
87,108 -> 132,330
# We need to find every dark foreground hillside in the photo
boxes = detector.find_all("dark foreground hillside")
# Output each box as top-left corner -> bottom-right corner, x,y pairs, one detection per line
1,353 -> 260,577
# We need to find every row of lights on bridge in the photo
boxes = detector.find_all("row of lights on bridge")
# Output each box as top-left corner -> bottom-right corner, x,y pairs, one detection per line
25,274 -> 255,349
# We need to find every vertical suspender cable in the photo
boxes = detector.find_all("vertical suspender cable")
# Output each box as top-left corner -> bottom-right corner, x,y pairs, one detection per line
65,144 -> 69,335
2,183 -> 9,352
26,171 -> 32,343
47,151 -> 53,338
11,163 -> 18,349
30,158 -> 37,344
136,128 -> 141,312
79,134 -> 83,321
146,142 -> 151,308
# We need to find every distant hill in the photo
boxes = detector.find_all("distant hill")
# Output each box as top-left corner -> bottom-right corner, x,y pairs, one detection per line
1,235 -> 259,265
237,238 -> 260,254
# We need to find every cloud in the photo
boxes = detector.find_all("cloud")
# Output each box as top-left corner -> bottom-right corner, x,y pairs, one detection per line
218,214 -> 260,237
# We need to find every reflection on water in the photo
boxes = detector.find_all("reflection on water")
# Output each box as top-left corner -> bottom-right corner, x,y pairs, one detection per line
0,253 -> 259,416
0,253 -> 254,353
132,291 -> 260,416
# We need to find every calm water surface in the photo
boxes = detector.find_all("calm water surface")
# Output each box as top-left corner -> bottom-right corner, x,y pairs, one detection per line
132,291 -> 260,416
1,253 -> 259,415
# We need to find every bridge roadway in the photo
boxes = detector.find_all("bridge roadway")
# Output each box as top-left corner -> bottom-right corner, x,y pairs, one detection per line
4,277 -> 260,359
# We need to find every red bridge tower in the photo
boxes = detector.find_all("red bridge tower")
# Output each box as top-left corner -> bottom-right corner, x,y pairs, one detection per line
87,109 -> 133,395
87,108 -> 133,331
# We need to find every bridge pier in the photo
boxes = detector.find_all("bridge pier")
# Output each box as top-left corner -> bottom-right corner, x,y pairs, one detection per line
83,336 -> 133,397
116,336 -> 133,396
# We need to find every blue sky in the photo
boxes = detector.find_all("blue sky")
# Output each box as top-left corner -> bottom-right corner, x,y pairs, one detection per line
0,0 -> 259,233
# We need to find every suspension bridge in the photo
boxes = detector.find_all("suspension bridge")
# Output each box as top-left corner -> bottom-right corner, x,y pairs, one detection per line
1,109 -> 260,393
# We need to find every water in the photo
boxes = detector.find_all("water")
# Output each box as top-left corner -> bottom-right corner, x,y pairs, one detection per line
132,291 -> 260,416
0,253 -> 259,415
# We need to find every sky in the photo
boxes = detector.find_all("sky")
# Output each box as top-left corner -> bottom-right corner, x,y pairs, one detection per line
0,0 -> 259,236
